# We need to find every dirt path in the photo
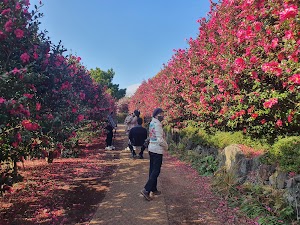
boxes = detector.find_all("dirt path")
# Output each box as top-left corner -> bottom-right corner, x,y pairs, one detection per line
89,124 -> 253,225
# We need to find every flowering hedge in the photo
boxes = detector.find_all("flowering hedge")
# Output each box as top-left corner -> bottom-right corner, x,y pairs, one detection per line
0,0 -> 114,166
129,0 -> 300,143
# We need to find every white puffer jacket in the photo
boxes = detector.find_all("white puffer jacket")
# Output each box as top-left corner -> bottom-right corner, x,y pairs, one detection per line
148,117 -> 168,154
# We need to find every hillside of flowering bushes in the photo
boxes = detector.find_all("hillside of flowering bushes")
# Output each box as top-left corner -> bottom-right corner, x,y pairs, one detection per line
129,0 -> 300,142
0,0 -> 114,171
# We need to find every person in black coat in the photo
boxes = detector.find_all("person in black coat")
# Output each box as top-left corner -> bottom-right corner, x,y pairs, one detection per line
128,117 -> 148,159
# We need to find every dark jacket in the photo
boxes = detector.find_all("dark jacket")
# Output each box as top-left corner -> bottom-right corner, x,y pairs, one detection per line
129,125 -> 147,146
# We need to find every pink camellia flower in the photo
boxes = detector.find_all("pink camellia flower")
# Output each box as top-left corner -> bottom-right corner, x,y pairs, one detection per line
23,93 -> 34,99
14,29 -> 24,38
11,68 -> 20,75
234,57 -> 246,73
33,52 -> 38,59
276,119 -> 283,127
0,30 -> 5,39
79,92 -> 85,100
15,2 -> 21,10
36,103 -> 41,111
20,53 -> 30,63
1,8 -> 11,16
263,98 -> 278,108
261,61 -> 282,77
253,22 -> 262,32
47,114 -> 54,119
279,4 -> 298,22
284,30 -> 294,40
0,97 -> 6,104
16,132 -> 22,142
271,38 -> 278,49
4,19 -> 13,32
288,74 -> 300,85
77,114 -> 84,122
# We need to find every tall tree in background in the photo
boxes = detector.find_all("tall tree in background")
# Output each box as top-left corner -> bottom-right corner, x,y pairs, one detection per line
90,67 -> 126,100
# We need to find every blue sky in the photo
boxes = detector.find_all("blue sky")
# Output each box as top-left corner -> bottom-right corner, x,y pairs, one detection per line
30,0 -> 211,95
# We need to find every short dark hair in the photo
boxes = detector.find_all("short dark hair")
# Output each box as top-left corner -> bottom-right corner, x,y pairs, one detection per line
134,110 -> 140,117
137,117 -> 143,125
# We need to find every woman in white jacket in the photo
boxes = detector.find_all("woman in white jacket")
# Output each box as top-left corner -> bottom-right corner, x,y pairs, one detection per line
141,108 -> 168,201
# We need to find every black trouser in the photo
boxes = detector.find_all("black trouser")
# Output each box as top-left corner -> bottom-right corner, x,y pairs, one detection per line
128,144 -> 146,156
144,151 -> 163,192
106,130 -> 113,147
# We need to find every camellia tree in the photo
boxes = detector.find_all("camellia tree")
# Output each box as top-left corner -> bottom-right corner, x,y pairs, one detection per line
0,0 -> 115,175
129,0 -> 300,143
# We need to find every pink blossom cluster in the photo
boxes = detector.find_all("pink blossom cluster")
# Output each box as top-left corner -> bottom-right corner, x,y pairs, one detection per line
129,0 -> 299,139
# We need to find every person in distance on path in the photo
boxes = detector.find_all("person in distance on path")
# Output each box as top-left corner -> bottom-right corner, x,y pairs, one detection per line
141,108 -> 168,201
105,111 -> 117,150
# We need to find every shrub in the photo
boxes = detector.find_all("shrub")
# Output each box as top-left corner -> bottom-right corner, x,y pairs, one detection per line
269,136 -> 300,172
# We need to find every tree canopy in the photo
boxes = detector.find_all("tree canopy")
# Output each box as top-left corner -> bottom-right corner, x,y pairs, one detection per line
90,68 -> 126,100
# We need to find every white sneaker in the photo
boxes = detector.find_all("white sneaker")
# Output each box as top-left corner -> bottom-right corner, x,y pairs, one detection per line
111,146 -> 116,150
105,146 -> 112,150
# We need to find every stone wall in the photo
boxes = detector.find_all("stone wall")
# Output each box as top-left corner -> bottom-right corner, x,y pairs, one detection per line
167,130 -> 300,219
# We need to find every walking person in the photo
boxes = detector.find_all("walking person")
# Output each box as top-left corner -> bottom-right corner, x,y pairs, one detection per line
128,117 -> 148,159
141,108 -> 168,201
105,111 -> 117,150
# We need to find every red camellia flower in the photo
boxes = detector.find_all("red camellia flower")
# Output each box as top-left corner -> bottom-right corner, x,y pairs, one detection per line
21,120 -> 40,131
251,113 -> 258,119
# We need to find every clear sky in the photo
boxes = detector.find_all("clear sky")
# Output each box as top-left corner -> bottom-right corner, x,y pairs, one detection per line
29,0 -> 211,95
